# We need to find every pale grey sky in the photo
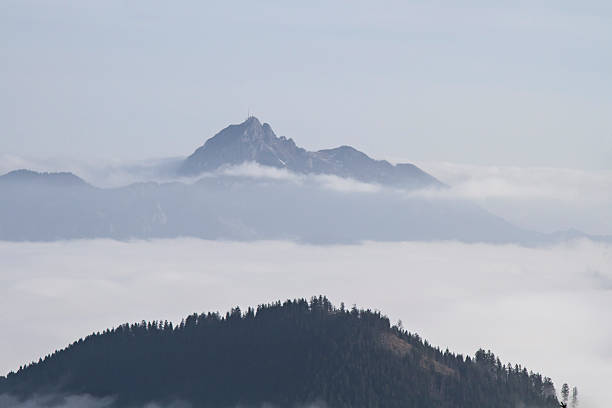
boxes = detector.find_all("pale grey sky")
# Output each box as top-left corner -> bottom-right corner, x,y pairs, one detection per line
1,1 -> 611,168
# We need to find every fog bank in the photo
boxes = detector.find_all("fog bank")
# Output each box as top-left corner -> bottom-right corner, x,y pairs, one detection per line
415,162 -> 612,235
0,239 -> 609,407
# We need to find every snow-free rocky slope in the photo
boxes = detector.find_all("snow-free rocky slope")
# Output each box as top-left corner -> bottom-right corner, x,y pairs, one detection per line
179,117 -> 441,189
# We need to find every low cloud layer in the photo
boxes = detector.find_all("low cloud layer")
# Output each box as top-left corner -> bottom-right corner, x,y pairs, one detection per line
0,392 -> 326,408
0,239 -> 610,407
219,162 -> 382,193
414,162 -> 612,235
0,394 -> 116,408
219,161 -> 612,235
0,394 -> 220,408
0,155 -> 383,194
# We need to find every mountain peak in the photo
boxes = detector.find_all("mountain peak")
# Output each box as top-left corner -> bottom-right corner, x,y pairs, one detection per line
206,116 -> 275,147
243,115 -> 262,126
179,117 -> 289,174
179,117 -> 442,188
237,116 -> 276,135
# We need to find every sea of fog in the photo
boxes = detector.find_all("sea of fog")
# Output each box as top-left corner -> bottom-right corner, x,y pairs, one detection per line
0,239 -> 610,407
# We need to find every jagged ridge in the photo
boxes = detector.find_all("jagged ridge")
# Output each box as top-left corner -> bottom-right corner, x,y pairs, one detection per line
180,117 -> 441,188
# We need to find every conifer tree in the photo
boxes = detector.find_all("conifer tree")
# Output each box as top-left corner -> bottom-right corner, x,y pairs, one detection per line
561,383 -> 570,405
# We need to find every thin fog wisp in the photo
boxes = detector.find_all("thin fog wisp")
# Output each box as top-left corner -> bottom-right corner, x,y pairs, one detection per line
0,393 -> 327,408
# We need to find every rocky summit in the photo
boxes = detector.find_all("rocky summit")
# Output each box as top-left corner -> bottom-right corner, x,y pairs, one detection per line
179,117 -> 441,188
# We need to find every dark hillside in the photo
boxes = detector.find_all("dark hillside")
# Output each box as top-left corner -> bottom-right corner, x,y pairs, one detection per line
0,297 -> 559,408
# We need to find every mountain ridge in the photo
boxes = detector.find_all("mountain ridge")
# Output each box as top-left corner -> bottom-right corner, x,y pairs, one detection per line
0,169 -> 538,244
179,117 -> 441,188
2,168 -> 610,244
0,169 -> 89,188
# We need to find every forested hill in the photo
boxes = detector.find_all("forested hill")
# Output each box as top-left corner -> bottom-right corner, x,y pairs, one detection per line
0,297 -> 559,408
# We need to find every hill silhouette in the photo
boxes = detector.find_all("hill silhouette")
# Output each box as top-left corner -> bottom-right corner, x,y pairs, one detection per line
0,169 -> 88,187
0,296 -> 559,408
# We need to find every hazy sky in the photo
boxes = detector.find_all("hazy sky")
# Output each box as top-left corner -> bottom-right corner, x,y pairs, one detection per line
1,1 -> 611,168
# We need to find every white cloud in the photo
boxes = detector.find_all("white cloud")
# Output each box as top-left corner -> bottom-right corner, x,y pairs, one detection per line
219,162 -> 302,182
218,162 -> 381,193
313,174 -> 381,193
0,239 -> 610,407
412,162 -> 612,235
416,162 -> 612,202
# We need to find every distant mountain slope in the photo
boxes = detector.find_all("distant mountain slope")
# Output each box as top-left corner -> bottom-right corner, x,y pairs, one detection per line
0,169 -> 88,187
179,117 -> 441,188
0,297 -> 559,408
0,170 -> 539,243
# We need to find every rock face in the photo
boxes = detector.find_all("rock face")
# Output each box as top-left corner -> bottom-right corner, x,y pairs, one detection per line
179,117 -> 441,188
